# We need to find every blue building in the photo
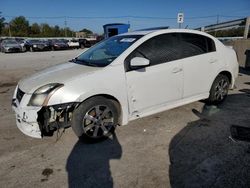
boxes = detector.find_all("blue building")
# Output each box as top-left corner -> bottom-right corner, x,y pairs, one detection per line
103,23 -> 130,38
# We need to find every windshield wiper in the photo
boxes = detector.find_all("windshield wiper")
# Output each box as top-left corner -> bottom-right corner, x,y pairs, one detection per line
86,62 -> 99,67
70,58 -> 99,67
69,57 -> 78,62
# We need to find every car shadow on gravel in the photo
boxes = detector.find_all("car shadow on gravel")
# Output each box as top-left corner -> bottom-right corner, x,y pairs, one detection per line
66,134 -> 122,188
169,93 -> 250,187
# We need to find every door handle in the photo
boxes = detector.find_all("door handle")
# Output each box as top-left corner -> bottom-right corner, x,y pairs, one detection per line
172,67 -> 183,73
209,59 -> 217,64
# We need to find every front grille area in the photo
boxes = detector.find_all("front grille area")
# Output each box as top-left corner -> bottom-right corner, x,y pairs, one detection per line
37,44 -> 45,49
16,88 -> 25,103
9,47 -> 21,52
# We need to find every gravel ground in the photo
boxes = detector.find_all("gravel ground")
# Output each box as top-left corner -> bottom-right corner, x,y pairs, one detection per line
0,50 -> 250,188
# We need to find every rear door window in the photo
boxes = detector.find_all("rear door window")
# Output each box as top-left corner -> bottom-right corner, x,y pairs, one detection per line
179,33 -> 216,58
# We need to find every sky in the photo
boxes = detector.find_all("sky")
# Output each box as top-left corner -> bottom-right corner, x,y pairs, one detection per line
1,0 -> 250,34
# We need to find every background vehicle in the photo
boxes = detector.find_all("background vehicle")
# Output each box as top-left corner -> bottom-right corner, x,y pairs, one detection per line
67,39 -> 80,49
78,38 -> 92,48
15,38 -> 31,52
0,39 -> 22,53
12,29 -> 238,141
96,35 -> 104,43
27,39 -> 51,52
49,39 -> 69,50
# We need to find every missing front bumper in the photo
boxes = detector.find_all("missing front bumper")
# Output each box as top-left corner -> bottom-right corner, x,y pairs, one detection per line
12,99 -> 42,138
12,98 -> 79,138
37,102 -> 79,137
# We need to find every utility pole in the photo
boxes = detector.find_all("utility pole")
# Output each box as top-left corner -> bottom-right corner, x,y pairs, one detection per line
8,23 -> 11,37
128,20 -> 131,32
4,22 -> 11,37
64,17 -> 67,37
214,15 -> 219,37
216,14 -> 219,24
244,17 -> 250,39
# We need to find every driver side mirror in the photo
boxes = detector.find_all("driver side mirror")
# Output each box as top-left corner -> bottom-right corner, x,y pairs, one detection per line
130,57 -> 150,69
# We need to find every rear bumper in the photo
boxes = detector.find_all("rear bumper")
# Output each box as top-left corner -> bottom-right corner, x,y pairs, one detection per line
12,99 -> 42,138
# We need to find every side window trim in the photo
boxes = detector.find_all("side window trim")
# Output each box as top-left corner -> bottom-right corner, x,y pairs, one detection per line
124,32 -> 217,72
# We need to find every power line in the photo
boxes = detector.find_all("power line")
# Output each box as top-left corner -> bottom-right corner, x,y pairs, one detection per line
3,14 -> 247,20
219,15 -> 246,18
3,15 -> 175,20
3,15 -> 65,19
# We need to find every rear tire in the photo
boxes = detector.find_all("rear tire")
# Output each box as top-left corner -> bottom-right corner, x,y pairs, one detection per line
72,96 -> 119,141
206,74 -> 230,105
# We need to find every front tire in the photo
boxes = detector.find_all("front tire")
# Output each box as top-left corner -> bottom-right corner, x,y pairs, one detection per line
206,74 -> 230,105
1,47 -> 6,53
72,96 -> 119,141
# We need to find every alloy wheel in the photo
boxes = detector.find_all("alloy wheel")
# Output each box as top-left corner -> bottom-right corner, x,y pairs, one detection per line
214,78 -> 229,101
82,105 -> 115,138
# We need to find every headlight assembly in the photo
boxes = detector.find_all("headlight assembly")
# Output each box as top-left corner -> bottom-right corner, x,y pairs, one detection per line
28,83 -> 64,106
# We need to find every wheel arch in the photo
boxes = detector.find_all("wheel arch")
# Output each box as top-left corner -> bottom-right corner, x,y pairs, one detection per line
77,93 -> 124,126
218,70 -> 232,85
208,69 -> 234,95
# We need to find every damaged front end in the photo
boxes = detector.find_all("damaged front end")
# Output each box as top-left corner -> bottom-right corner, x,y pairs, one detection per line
12,85 -> 80,138
37,102 -> 79,137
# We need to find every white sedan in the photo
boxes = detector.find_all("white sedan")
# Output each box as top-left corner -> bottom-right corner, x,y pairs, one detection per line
67,39 -> 80,49
12,29 -> 238,140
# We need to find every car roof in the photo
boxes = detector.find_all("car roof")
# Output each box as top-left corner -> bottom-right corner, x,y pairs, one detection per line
120,30 -> 154,36
120,29 -> 215,39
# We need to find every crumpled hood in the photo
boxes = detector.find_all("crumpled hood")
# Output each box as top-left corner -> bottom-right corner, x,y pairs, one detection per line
18,62 -> 100,93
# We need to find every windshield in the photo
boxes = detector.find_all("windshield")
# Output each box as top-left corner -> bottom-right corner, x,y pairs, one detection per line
3,40 -> 18,45
74,35 -> 142,67
60,39 -> 68,42
52,39 -> 63,43
28,40 -> 41,43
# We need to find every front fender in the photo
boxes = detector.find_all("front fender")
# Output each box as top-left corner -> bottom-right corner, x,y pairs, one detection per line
48,87 -> 129,126
76,88 -> 129,126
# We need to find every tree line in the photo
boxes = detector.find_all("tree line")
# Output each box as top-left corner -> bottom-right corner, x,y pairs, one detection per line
208,27 -> 247,38
0,15 -> 77,37
0,13 -> 248,38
